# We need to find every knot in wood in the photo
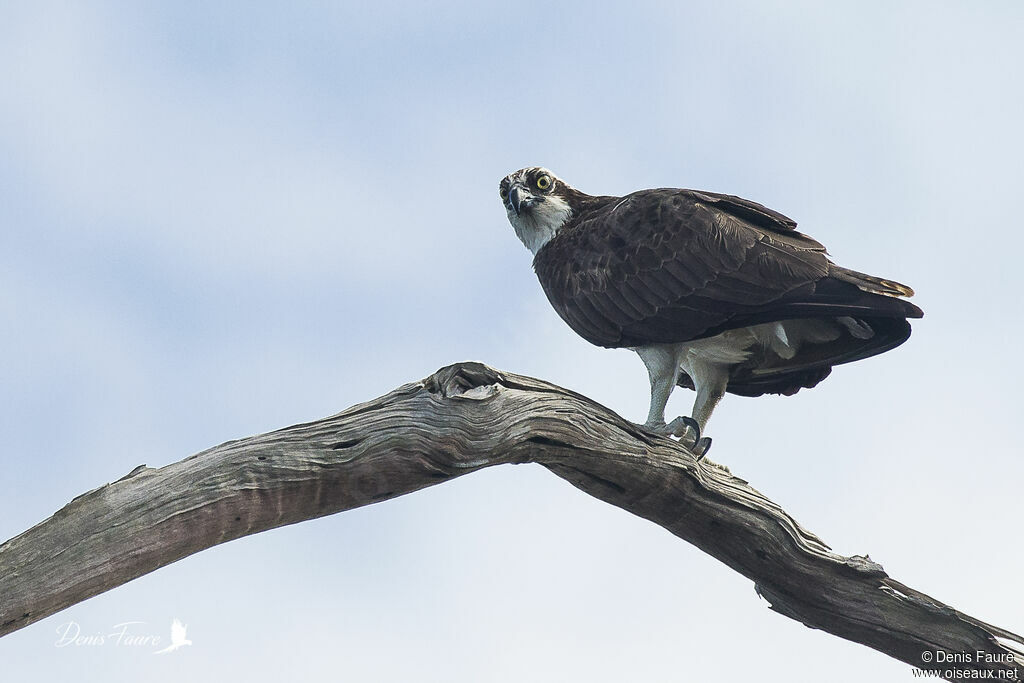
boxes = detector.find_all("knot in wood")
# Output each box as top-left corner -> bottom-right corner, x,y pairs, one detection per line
424,362 -> 506,398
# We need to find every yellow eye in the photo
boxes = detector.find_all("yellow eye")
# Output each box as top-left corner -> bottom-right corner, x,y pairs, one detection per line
535,175 -> 551,190
499,187 -> 508,200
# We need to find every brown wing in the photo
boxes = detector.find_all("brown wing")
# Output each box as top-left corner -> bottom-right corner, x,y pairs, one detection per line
533,188 -> 921,349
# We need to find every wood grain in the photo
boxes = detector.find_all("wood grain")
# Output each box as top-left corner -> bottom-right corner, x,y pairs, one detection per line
1,362 -> 1020,680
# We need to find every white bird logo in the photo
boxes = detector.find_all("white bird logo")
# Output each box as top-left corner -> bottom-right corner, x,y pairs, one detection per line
153,618 -> 192,654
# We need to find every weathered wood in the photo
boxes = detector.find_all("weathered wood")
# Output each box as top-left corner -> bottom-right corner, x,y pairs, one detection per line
1,362 -> 1020,680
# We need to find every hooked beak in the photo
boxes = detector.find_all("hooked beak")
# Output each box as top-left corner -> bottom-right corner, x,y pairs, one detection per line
508,184 -> 534,216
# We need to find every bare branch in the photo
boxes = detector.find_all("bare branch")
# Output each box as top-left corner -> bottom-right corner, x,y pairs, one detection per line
1,362 -> 1020,680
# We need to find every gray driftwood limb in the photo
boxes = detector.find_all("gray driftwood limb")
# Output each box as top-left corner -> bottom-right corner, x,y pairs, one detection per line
1,362 -> 1020,680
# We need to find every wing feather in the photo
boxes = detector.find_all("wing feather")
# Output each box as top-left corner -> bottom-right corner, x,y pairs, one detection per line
533,188 -> 919,348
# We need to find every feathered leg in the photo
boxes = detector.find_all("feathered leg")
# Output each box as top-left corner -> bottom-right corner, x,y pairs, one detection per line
635,346 -> 701,446
687,362 -> 729,457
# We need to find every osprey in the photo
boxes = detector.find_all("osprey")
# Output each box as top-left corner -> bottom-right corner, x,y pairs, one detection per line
500,167 -> 922,456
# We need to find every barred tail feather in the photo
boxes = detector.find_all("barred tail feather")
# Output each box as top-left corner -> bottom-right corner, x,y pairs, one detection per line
833,267 -> 915,298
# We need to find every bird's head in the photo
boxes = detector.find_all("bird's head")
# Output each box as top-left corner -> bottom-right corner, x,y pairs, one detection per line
500,167 -> 575,255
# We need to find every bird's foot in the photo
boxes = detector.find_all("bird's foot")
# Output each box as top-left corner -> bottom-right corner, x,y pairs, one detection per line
643,417 -> 713,460
643,416 -> 695,439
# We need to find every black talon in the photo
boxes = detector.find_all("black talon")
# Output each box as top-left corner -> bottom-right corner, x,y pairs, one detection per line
694,437 -> 713,459
680,416 -> 701,440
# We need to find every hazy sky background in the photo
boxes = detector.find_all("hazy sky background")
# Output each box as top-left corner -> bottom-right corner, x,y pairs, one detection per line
2,2 -> 1022,681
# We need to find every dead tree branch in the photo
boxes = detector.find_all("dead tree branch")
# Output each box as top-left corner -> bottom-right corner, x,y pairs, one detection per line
1,362 -> 1020,680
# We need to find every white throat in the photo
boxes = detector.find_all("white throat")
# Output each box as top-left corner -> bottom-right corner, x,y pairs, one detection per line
507,195 -> 573,255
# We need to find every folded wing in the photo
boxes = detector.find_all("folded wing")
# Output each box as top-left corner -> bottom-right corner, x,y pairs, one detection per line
532,188 -> 923,391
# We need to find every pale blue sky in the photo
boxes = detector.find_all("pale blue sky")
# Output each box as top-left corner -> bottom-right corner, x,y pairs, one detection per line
2,2 -> 1022,681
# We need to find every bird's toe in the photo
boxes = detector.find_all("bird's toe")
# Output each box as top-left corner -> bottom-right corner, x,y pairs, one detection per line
639,421 -> 726,470
665,416 -> 700,443
679,416 -> 701,439
643,416 -> 702,448
694,437 -> 713,458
